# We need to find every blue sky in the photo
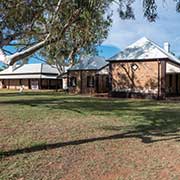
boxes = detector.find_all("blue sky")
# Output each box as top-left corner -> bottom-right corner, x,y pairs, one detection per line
102,0 -> 180,57
3,0 -> 180,65
96,45 -> 120,58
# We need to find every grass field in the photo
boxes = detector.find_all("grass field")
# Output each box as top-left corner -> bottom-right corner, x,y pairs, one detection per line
0,90 -> 180,180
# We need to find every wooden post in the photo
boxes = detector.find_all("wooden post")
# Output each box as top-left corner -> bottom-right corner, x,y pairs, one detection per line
8,79 -> 10,89
39,79 -> 42,90
48,79 -> 50,89
160,60 -> 166,99
80,70 -> 83,94
56,79 -> 58,92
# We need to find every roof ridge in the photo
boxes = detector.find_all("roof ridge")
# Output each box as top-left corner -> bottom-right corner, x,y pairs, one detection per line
148,39 -> 180,64
109,37 -> 149,59
108,37 -> 180,65
126,37 -> 149,48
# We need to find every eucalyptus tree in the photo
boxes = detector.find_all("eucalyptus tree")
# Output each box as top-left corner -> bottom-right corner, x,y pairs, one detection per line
40,2 -> 112,74
0,0 -> 179,66
0,0 -> 112,66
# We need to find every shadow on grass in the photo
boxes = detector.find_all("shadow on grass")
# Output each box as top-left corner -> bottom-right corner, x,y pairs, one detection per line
0,93 -> 180,158
0,95 -> 159,111
0,128 -> 179,159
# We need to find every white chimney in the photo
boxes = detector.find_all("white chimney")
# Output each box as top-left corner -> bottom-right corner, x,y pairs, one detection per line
164,42 -> 170,53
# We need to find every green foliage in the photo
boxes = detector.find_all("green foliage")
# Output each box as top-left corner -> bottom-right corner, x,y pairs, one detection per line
0,0 -> 179,66
118,0 -> 135,19
143,0 -> 157,22
41,1 -> 113,71
175,0 -> 180,12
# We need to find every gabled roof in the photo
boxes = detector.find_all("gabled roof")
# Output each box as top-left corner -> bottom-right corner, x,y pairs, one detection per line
108,37 -> 180,65
69,56 -> 108,71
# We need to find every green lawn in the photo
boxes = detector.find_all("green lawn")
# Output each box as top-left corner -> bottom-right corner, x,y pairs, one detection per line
0,91 -> 180,180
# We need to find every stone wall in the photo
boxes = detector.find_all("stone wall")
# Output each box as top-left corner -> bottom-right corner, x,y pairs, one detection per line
68,70 -> 109,94
110,60 -> 166,98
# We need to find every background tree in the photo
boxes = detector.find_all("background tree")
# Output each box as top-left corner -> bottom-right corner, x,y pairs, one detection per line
40,5 -> 112,74
0,0 -> 180,66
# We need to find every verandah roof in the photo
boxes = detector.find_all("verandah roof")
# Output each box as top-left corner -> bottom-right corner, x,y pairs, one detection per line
0,64 -> 60,79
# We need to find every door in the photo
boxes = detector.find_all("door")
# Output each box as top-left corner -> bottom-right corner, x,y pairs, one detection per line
31,80 -> 39,90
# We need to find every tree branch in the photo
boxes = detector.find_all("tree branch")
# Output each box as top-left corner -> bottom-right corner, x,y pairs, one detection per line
4,8 -> 81,65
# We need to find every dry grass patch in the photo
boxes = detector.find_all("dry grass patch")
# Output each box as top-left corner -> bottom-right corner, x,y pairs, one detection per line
0,91 -> 180,180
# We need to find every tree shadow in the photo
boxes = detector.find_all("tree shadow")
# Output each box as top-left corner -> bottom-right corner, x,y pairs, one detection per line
0,96 -> 160,116
0,93 -> 180,159
0,127 -> 179,159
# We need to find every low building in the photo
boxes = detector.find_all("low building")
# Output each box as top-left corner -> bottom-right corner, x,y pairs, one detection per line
108,37 -> 180,99
68,56 -> 109,94
0,63 -> 67,90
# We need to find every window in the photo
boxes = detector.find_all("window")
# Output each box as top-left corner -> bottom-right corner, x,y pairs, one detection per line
131,63 -> 138,71
69,77 -> 77,87
87,76 -> 95,88
19,79 -> 22,85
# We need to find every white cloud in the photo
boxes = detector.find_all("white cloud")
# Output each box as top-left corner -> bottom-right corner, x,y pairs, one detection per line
103,0 -> 180,56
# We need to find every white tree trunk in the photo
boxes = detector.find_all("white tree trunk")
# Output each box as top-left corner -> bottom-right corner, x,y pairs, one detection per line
5,39 -> 48,65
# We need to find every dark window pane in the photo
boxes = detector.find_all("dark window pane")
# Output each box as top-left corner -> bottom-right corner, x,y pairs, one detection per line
87,76 -> 94,88
70,77 -> 77,87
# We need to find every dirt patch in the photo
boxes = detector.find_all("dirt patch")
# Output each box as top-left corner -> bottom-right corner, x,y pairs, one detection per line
0,93 -> 180,180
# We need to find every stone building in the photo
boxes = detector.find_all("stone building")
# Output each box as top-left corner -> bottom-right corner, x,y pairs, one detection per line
108,37 -> 180,99
68,56 -> 109,94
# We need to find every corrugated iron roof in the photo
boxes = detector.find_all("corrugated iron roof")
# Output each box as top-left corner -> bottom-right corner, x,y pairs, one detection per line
0,63 -> 59,75
108,37 -> 180,64
69,56 -> 108,71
